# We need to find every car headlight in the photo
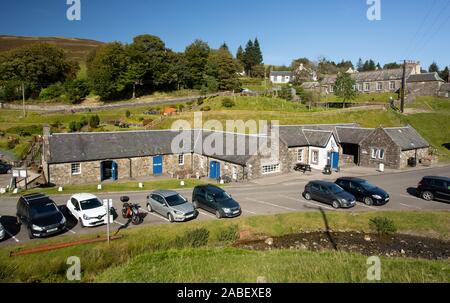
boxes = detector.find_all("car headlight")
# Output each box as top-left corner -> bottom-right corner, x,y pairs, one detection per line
32,224 -> 44,231
372,195 -> 382,200
83,214 -> 91,220
223,208 -> 231,213
173,210 -> 183,215
339,199 -> 347,204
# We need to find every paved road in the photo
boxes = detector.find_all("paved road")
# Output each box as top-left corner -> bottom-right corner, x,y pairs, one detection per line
0,166 -> 449,246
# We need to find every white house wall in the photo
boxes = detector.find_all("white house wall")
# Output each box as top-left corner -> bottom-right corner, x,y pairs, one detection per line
308,135 -> 339,170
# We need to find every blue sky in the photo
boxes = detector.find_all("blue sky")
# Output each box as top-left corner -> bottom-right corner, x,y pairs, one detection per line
1,0 -> 450,69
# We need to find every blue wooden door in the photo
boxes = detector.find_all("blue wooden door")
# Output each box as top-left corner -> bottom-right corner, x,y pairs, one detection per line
331,152 -> 339,170
111,161 -> 118,180
209,161 -> 220,179
153,156 -> 163,176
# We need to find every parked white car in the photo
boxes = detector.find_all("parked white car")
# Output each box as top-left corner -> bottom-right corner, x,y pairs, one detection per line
0,221 -> 5,240
66,193 -> 113,227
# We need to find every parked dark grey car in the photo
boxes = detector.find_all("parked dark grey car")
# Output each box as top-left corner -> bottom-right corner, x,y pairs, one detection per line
192,185 -> 241,219
303,181 -> 356,209
147,190 -> 198,223
417,176 -> 450,203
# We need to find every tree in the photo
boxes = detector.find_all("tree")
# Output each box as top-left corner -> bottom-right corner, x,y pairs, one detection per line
0,43 -> 78,98
184,40 -> 210,89
439,66 -> 449,82
87,42 -> 128,100
333,72 -> 357,108
64,79 -> 90,104
219,42 -> 229,51
206,48 -> 241,91
253,38 -> 263,66
428,62 -> 440,73
383,62 -> 401,70
236,46 -> 245,65
356,58 -> 364,72
89,115 -> 100,128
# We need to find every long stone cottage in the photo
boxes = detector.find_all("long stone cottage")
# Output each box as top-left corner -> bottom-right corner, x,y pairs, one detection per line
41,124 -> 431,186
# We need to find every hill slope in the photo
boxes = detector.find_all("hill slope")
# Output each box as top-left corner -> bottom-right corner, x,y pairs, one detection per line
0,35 -> 104,62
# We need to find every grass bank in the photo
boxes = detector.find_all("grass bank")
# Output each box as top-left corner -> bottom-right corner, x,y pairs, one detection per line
0,211 -> 448,282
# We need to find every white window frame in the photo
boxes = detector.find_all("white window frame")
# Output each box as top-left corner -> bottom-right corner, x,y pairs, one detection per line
364,83 -> 370,92
261,164 -> 280,175
358,83 -> 363,92
178,154 -> 184,166
377,82 -> 383,91
311,150 -> 319,165
297,149 -> 304,163
329,85 -> 334,93
389,81 -> 396,90
371,148 -> 385,160
71,163 -> 81,175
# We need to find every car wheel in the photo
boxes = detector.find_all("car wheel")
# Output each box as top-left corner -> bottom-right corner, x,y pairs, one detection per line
332,200 -> 340,209
79,218 -> 85,228
215,210 -> 222,219
364,197 -> 374,206
421,191 -> 434,201
168,213 -> 174,223
304,192 -> 312,200
147,203 -> 153,212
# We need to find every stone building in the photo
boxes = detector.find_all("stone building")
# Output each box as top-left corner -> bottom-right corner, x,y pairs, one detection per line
42,124 -> 431,186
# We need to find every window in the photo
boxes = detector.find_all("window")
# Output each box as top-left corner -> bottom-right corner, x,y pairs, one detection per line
358,84 -> 363,92
71,163 -> 81,175
377,82 -> 383,91
364,83 -> 370,92
297,149 -> 304,163
389,81 -> 396,90
371,148 -> 385,160
178,154 -> 184,166
352,84 -> 357,91
311,150 -> 319,165
329,85 -> 334,93
261,164 -> 280,174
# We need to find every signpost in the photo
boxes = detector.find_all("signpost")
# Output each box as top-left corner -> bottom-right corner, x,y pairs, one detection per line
104,199 -> 113,244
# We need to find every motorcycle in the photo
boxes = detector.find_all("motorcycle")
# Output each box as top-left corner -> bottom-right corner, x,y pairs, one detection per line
120,196 -> 143,225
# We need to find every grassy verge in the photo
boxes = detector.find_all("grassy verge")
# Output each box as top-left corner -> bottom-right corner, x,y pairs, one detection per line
96,247 -> 450,283
0,211 -> 448,282
321,92 -> 398,103
11,178 -> 209,196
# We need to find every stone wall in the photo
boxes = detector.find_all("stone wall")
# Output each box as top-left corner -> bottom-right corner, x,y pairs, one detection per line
49,161 -> 101,186
400,148 -> 430,169
407,81 -> 442,101
359,128 -> 401,169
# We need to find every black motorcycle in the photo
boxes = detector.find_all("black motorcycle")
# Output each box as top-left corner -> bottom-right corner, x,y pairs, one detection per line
121,196 -> 143,225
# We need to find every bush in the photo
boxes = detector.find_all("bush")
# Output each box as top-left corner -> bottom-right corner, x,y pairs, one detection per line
0,81 -> 22,101
173,228 -> 210,248
221,98 -> 236,108
201,106 -> 211,112
89,115 -> 100,128
6,125 -> 41,137
7,137 -> 20,149
125,110 -> 131,118
217,225 -> 239,243
197,98 -> 204,106
369,217 -> 397,236
39,83 -> 64,101
68,117 -> 89,133
64,79 -> 90,104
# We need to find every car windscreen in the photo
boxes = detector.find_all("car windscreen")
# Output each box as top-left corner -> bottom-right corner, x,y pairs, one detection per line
328,184 -> 344,194
165,194 -> 187,207
80,198 -> 103,210
30,202 -> 59,218
212,191 -> 232,202
360,181 -> 377,190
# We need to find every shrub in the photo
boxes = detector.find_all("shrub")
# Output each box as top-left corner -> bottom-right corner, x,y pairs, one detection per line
173,228 -> 210,248
64,79 -> 90,104
177,104 -> 185,112
39,83 -> 64,100
217,225 -> 239,243
221,98 -> 236,108
7,137 -> 20,149
201,106 -> 211,112
89,115 -> 100,129
125,110 -> 131,118
197,98 -> 204,106
369,217 -> 397,236
6,125 -> 41,137
68,117 -> 88,133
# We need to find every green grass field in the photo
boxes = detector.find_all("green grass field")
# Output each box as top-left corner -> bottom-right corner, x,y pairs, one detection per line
321,92 -> 399,103
0,211 -> 448,282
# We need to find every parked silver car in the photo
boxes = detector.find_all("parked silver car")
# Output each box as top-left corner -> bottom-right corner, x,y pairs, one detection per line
146,190 -> 198,223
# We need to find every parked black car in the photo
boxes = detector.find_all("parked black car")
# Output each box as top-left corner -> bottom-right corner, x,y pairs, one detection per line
192,185 -> 241,219
335,177 -> 390,206
16,193 -> 66,239
303,181 -> 356,209
417,176 -> 450,202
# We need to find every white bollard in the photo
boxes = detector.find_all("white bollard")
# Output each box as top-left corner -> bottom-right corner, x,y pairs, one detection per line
97,184 -> 102,190
13,188 -> 19,194
58,187 -> 63,192
180,181 -> 185,186
0,188 -> 6,194
138,182 -> 144,188
220,179 -> 225,185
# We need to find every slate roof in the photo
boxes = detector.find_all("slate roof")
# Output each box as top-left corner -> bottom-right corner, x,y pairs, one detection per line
47,129 -> 268,166
336,127 -> 374,145
303,130 -> 333,148
270,71 -> 293,77
322,68 -> 415,85
383,126 -> 429,151
407,72 -> 444,83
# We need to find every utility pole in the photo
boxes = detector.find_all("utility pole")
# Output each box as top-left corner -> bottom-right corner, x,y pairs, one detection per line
22,82 -> 26,117
400,60 -> 406,113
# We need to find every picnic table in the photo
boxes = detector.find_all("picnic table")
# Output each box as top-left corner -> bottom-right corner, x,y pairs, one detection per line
294,164 -> 312,174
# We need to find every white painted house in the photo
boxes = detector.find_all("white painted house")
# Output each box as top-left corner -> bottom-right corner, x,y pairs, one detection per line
306,131 -> 339,170
270,71 -> 294,84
